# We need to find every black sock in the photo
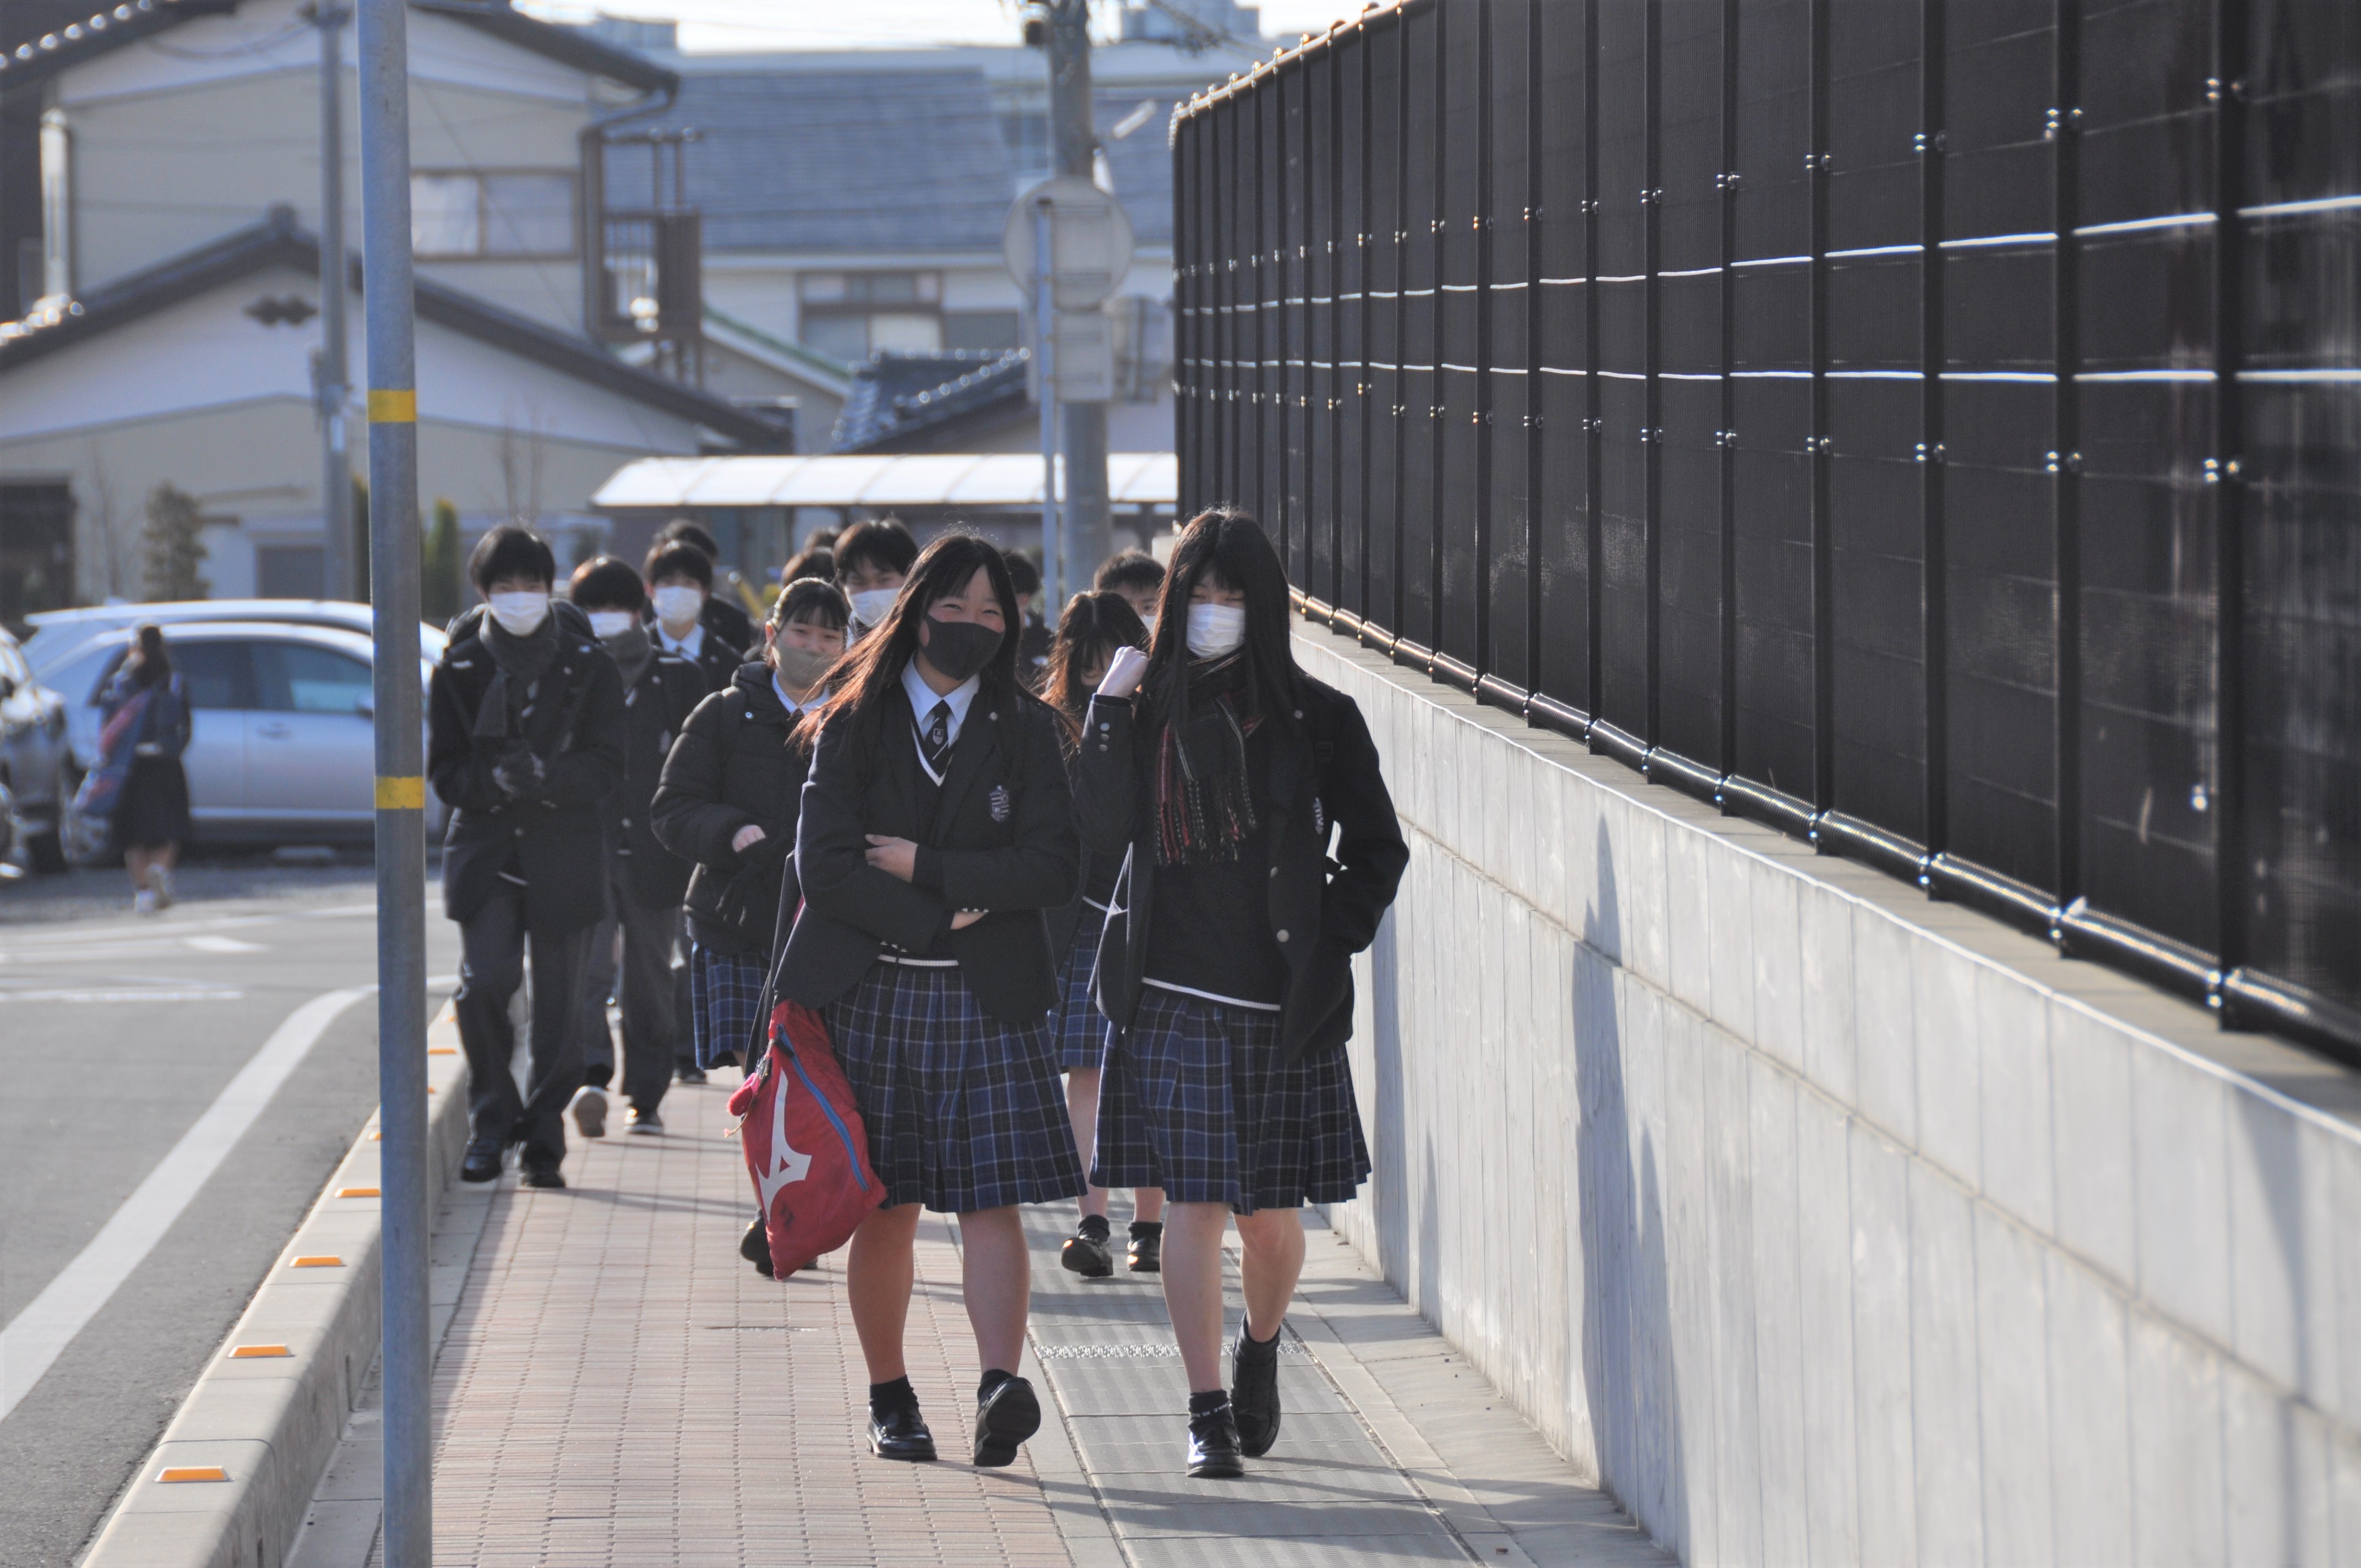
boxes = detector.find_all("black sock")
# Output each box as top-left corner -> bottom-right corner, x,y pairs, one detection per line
1188,1389 -> 1231,1417
868,1376 -> 918,1418
978,1368 -> 1016,1402
1128,1219 -> 1163,1239
1076,1213 -> 1111,1242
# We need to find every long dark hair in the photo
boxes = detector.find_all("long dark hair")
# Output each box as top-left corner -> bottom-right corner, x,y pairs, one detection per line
129,624 -> 171,687
795,531 -> 1023,752
1138,509 -> 1301,738
1044,590 -> 1149,738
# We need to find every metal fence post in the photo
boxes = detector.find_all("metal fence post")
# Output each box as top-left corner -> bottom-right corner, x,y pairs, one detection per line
355,0 -> 430,1560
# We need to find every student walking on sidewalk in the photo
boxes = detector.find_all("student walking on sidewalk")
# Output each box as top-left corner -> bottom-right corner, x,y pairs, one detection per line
776,533 -> 1082,1468
565,557 -> 706,1139
429,526 -> 626,1190
1041,591 -> 1167,1277
1077,510 -> 1407,1479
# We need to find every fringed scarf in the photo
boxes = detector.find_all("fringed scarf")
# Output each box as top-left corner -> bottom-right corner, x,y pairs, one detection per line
1152,651 -> 1261,866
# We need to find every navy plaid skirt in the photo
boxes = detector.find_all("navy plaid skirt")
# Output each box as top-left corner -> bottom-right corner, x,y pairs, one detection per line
689,943 -> 767,1071
826,961 -> 1085,1214
1050,905 -> 1113,1071
1092,988 -> 1371,1214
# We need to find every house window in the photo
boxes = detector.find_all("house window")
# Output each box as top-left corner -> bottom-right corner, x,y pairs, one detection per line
411,172 -> 575,259
798,273 -> 943,362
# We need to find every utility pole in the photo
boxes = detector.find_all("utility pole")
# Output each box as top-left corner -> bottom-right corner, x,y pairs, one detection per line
1033,197 -> 1061,613
1046,0 -> 1111,592
307,2 -> 354,602
355,0 -> 431,1560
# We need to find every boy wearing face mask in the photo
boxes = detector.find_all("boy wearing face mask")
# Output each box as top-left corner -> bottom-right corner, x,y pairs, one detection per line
428,526 -> 628,1189
652,518 -> 759,652
565,557 -> 707,1139
830,516 -> 918,640
643,541 -> 746,694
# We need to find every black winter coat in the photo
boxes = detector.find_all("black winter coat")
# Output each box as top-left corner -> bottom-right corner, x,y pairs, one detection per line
428,605 -> 626,934
647,609 -> 746,694
779,673 -> 1079,1025
610,648 -> 707,908
1077,672 -> 1406,1064
650,661 -> 809,957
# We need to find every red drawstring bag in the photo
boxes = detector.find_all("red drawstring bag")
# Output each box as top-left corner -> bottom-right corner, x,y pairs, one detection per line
726,1000 -> 885,1276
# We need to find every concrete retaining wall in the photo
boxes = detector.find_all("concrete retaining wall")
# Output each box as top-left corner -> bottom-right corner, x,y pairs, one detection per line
1300,624 -> 2361,1567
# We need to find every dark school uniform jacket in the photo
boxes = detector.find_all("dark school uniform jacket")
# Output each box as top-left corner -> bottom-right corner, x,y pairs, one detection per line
427,605 -> 627,934
610,647 -> 707,910
651,661 -> 812,959
647,612 -> 746,694
779,671 -> 1080,1025
1076,671 -> 1407,1064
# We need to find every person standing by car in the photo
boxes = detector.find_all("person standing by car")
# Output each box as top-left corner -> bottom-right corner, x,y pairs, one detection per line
651,576 -> 848,1277
97,624 -> 192,913
1041,591 -> 1166,1277
776,533 -> 1081,1468
429,526 -> 627,1190
565,557 -> 706,1139
1076,510 -> 1407,1479
644,541 -> 745,695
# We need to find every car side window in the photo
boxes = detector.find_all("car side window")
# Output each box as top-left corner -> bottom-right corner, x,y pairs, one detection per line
254,641 -> 371,715
166,642 -> 258,710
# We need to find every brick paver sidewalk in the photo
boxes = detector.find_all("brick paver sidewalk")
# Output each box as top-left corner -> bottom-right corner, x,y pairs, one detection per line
295,1063 -> 1664,1567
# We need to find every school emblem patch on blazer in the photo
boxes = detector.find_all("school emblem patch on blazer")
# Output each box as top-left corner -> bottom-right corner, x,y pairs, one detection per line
989,784 -> 1013,822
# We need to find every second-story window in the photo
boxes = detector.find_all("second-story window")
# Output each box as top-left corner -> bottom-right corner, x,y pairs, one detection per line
412,172 -> 576,259
797,271 -> 943,363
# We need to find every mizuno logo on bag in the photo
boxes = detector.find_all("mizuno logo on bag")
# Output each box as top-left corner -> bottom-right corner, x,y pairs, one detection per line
755,1059 -> 814,1208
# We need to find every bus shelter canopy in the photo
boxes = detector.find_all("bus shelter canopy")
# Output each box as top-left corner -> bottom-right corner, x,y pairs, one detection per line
594,452 -> 1179,511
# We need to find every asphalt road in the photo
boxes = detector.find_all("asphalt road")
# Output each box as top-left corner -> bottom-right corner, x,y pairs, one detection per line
0,856 -> 460,1568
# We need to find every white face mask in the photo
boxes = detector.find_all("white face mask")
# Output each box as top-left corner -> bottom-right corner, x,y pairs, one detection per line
848,586 -> 899,628
586,609 -> 637,639
487,590 -> 550,636
1185,602 -> 1247,660
650,584 -> 704,629
1142,612 -> 1158,641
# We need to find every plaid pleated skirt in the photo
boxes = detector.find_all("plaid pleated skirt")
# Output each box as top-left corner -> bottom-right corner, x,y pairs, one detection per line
1050,904 -> 1113,1071
689,942 -> 767,1071
1092,987 -> 1371,1215
825,961 -> 1086,1214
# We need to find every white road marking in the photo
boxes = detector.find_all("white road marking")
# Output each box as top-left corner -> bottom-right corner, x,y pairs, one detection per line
0,988 -> 243,1003
183,935 -> 266,954
0,984 -> 375,1422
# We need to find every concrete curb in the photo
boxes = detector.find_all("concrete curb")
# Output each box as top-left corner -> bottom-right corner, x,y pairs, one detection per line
80,1003 -> 469,1568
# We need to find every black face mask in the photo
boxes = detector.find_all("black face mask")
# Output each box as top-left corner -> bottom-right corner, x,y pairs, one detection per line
919,616 -> 1002,684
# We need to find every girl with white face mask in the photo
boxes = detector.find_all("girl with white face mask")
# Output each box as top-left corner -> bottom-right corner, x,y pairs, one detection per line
1075,509 -> 1406,1481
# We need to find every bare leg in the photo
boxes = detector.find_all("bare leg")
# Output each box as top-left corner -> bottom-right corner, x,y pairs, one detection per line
1233,1207 -> 1305,1341
126,846 -> 151,891
846,1202 -> 923,1384
1065,1067 -> 1107,1220
1134,1186 -> 1165,1224
156,841 -> 178,873
954,1206 -> 1033,1375
1160,1200 -> 1232,1393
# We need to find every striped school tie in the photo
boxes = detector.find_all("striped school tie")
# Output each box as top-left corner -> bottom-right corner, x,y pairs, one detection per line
917,699 -> 953,782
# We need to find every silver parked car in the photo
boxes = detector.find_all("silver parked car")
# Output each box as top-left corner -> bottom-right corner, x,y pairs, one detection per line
46,620 -> 441,853
0,628 -> 71,870
23,599 -> 445,683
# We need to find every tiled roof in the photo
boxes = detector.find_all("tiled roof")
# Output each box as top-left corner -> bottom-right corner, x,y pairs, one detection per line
830,350 -> 1030,454
616,74 -> 1178,256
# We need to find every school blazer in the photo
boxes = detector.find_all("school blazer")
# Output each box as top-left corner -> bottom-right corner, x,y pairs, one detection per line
779,674 -> 1080,1025
1077,673 -> 1407,1065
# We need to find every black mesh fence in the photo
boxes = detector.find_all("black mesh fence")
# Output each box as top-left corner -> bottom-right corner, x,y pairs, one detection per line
1173,0 -> 2361,1060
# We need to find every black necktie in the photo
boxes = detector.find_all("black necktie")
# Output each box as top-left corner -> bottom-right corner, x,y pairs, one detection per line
918,700 -> 953,780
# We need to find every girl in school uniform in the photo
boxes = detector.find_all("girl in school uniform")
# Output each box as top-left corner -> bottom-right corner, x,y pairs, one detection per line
776,532 -> 1082,1468
1078,510 -> 1408,1479
1040,592 -> 1167,1277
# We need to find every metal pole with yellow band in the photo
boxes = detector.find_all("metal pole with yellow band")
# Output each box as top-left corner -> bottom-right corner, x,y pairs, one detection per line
356,0 -> 431,1558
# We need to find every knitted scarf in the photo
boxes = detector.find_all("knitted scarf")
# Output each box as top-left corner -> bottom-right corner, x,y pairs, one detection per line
1152,651 -> 1261,867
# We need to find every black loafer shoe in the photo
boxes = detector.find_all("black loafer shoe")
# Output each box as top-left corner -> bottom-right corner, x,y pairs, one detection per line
740,1217 -> 775,1279
1127,1226 -> 1162,1273
1231,1326 -> 1282,1457
868,1404 -> 936,1462
1186,1401 -> 1245,1479
1060,1219 -> 1114,1278
972,1375 -> 1041,1468
521,1164 -> 566,1190
459,1137 -> 503,1184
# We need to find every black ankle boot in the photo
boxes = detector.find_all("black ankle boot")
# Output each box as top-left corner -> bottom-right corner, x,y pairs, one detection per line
1231,1322 -> 1282,1457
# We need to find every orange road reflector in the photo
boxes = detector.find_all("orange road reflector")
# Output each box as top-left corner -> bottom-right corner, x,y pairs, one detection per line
427,1046 -> 456,1055
160,1467 -> 229,1483
335,1187 -> 380,1198
291,1255 -> 343,1268
368,1130 -> 382,1140
229,1344 -> 291,1359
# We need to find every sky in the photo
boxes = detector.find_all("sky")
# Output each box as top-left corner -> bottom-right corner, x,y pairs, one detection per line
514,1 -> 1370,54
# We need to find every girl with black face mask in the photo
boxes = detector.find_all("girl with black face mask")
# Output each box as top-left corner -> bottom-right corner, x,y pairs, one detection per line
775,532 -> 1083,1470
